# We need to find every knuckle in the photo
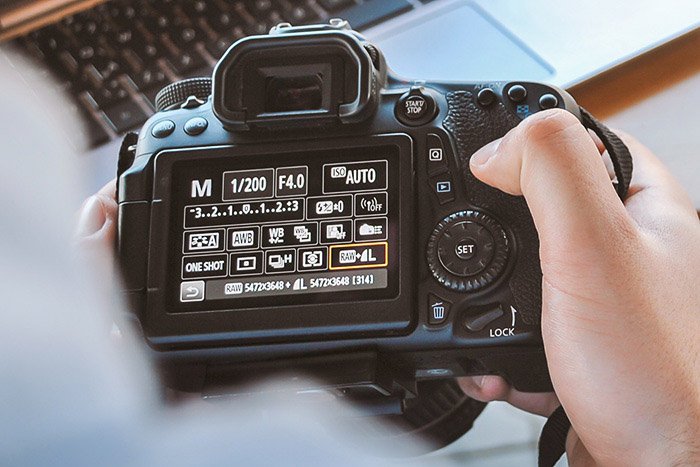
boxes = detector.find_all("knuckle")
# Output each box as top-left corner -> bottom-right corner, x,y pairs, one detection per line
517,108 -> 582,146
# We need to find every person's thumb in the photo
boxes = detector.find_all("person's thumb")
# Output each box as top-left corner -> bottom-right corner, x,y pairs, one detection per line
75,194 -> 117,243
469,109 -> 637,270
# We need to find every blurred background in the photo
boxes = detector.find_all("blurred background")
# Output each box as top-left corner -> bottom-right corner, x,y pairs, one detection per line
0,1 -> 697,465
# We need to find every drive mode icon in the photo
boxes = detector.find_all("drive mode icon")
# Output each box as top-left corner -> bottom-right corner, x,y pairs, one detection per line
265,249 -> 296,273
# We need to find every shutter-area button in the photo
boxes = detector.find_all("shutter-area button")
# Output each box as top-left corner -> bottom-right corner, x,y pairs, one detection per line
151,119 -> 175,138
184,117 -> 208,136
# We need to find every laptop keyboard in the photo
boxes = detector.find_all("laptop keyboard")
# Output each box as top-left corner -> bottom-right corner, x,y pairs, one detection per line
15,0 -> 430,148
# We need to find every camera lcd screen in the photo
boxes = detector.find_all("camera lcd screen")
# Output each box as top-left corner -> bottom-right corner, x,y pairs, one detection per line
168,146 -> 401,312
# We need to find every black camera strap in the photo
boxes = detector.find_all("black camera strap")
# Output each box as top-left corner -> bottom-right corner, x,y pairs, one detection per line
580,106 -> 634,200
538,405 -> 571,467
537,111 -> 633,467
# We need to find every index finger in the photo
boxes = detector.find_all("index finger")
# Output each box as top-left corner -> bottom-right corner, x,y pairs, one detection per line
96,178 -> 118,200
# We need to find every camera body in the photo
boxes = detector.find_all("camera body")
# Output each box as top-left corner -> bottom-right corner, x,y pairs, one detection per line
118,21 -> 580,400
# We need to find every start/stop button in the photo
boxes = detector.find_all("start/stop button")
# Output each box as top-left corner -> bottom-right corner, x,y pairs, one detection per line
395,86 -> 437,126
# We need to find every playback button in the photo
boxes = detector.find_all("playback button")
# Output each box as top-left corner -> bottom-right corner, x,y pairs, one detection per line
430,174 -> 455,204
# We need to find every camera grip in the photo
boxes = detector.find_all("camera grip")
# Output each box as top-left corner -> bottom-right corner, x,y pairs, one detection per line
443,90 -> 542,326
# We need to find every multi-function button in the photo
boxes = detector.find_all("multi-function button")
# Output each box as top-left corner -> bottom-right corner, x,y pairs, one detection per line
427,210 -> 509,292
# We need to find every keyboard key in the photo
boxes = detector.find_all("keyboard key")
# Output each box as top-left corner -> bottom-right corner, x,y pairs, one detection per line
284,4 -> 318,24
245,0 -> 275,15
318,0 -> 354,12
103,99 -> 150,133
205,38 -> 233,59
81,114 -> 111,147
209,12 -> 240,32
181,67 -> 212,81
182,1 -> 209,17
68,106 -> 109,147
132,67 -> 167,91
87,78 -> 130,107
336,0 -> 412,30
165,52 -> 207,76
142,86 -> 163,109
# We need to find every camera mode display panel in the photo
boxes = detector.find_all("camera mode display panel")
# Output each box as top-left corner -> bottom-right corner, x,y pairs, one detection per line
169,146 -> 400,312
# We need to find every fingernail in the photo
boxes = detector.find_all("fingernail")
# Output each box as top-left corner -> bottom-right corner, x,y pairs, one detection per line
478,375 -> 488,388
471,139 -> 500,167
76,196 -> 106,237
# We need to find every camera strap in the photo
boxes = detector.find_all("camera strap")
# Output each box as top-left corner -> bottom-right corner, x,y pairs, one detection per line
579,107 -> 634,200
537,111 -> 633,467
538,405 -> 571,467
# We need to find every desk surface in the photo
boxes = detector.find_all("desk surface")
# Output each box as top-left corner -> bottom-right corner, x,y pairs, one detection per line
571,29 -> 700,207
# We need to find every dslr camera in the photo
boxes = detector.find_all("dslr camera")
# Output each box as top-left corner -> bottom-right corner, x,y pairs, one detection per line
117,20 -> 628,447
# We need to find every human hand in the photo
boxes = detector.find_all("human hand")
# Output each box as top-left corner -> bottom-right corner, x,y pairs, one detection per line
458,109 -> 700,465
74,179 -> 118,282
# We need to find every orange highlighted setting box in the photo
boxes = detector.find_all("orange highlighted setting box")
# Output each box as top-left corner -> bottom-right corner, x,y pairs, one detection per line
329,242 -> 388,271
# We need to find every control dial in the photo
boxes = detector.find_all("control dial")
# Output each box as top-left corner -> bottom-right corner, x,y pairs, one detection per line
155,77 -> 212,111
427,211 -> 509,292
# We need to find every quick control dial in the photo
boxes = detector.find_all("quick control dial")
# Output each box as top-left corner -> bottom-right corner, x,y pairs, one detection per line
427,211 -> 509,292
